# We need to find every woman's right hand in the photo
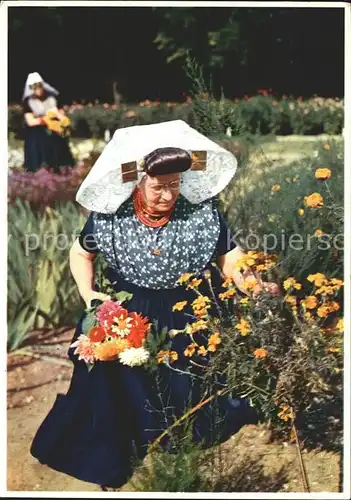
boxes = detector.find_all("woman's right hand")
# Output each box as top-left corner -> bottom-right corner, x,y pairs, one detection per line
82,290 -> 111,309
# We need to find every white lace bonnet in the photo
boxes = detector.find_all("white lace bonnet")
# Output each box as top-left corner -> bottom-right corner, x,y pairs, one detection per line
22,72 -> 59,101
75,120 -> 238,214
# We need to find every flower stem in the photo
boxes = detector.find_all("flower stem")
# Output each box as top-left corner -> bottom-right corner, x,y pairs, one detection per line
148,387 -> 230,453
291,409 -> 310,493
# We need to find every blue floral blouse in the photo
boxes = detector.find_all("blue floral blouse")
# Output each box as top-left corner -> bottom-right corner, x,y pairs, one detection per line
79,195 -> 236,290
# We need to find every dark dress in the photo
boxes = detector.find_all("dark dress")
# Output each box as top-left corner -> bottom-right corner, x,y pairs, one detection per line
23,93 -> 75,172
30,197 -> 258,488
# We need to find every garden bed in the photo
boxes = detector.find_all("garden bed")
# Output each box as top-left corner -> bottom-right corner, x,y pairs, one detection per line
7,328 -> 341,493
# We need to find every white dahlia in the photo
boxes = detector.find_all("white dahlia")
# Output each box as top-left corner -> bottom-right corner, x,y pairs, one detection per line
118,347 -> 150,367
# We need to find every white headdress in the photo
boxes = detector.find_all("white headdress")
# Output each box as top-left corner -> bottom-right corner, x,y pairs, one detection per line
75,120 -> 238,214
22,72 -> 59,101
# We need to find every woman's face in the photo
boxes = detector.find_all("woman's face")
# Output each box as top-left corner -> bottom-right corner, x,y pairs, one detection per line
140,173 -> 181,213
31,83 -> 44,97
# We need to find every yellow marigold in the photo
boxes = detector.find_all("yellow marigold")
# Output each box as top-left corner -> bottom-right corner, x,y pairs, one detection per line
285,295 -> 297,306
219,289 -> 236,301
304,193 -> 324,208
256,264 -> 268,272
235,318 -> 250,336
271,184 -> 281,192
328,347 -> 340,353
336,318 -> 344,332
172,301 -> 187,312
195,307 -> 209,318
314,229 -> 324,237
330,278 -> 344,287
307,273 -> 327,287
278,405 -> 294,422
187,278 -> 203,289
94,338 -> 131,361
253,348 -> 268,359
177,273 -> 194,284
242,277 -> 258,292
184,343 -> 197,357
156,350 -> 179,364
323,143 -> 331,151
192,296 -> 211,311
240,297 -> 249,305
315,285 -> 337,296
315,168 -> 332,181
187,320 -> 208,334
317,301 -> 340,318
298,208 -> 304,216
317,304 -> 330,318
283,277 -> 302,291
222,277 -> 234,288
197,345 -> 208,356
208,332 -> 221,352
301,295 -> 318,310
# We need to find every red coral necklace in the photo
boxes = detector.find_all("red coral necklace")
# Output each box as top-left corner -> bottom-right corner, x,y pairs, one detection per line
133,188 -> 174,229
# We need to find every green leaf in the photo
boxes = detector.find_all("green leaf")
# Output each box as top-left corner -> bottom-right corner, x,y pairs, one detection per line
114,291 -> 133,304
81,310 -> 98,334
86,362 -> 95,373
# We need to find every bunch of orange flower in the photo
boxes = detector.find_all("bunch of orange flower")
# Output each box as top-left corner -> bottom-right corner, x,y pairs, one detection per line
70,299 -> 152,368
42,110 -> 72,137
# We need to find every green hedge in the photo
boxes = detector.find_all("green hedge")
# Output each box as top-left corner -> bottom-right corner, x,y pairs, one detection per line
8,95 -> 344,139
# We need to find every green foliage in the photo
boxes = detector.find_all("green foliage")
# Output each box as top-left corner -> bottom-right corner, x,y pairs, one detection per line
7,199 -> 86,351
131,424 -> 205,492
220,138 -> 344,281
8,94 -> 344,140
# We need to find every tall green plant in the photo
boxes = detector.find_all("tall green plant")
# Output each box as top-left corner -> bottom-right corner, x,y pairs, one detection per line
7,200 -> 86,351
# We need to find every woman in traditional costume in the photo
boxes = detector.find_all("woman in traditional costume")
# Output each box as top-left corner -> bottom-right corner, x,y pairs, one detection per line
30,120 -> 278,490
22,72 -> 74,172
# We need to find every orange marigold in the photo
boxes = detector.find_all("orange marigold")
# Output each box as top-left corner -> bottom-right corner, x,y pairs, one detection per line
315,168 -> 332,180
301,295 -> 318,310
187,278 -> 203,289
172,301 -> 187,312
187,320 -> 208,334
184,343 -> 197,357
197,345 -> 208,356
156,350 -> 178,364
304,193 -> 324,208
219,289 -> 236,300
253,348 -> 268,359
177,273 -> 194,284
307,273 -> 327,287
208,332 -> 221,352
314,229 -> 324,238
235,318 -> 250,336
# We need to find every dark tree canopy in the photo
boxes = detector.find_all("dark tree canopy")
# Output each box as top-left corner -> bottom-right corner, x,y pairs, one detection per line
8,6 -> 344,103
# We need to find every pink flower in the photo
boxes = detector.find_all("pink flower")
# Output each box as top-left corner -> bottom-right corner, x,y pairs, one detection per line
70,334 -> 96,363
96,300 -> 125,325
103,103 -> 109,109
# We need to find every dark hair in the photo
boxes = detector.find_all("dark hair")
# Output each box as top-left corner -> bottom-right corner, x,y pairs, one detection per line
143,147 -> 192,176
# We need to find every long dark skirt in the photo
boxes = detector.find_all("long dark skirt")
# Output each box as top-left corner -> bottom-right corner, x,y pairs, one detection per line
24,125 -> 75,172
30,268 -> 258,488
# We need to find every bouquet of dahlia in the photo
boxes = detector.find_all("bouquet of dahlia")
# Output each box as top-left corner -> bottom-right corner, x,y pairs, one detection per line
70,294 -> 152,370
